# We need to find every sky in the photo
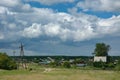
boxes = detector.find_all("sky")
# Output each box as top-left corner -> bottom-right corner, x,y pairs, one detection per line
0,0 -> 120,56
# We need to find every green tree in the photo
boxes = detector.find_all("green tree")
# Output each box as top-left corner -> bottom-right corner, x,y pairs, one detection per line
93,43 -> 110,56
0,52 -> 17,70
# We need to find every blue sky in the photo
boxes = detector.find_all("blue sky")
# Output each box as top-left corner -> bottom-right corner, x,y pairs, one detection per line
0,0 -> 120,56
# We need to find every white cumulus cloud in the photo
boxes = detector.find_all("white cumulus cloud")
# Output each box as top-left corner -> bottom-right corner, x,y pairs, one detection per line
44,23 -> 61,37
0,0 -> 20,7
0,0 -> 120,42
0,6 -> 8,14
22,23 -> 42,38
21,13 -> 120,42
98,15 -> 120,35
77,0 -> 120,12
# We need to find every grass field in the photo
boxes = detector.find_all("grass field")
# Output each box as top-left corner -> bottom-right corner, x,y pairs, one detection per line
0,67 -> 120,80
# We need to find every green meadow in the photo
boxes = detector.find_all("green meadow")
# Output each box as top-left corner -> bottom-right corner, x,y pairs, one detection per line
0,68 -> 120,80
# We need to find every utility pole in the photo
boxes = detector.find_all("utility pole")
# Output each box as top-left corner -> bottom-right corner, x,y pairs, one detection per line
19,43 -> 26,69
19,43 -> 24,57
13,50 -> 16,60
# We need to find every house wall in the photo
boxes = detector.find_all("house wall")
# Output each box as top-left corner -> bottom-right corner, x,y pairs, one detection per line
94,56 -> 107,62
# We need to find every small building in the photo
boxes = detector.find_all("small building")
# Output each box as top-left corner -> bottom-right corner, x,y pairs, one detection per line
94,56 -> 107,62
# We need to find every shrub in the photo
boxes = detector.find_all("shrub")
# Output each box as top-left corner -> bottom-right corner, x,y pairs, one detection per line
115,64 -> 120,71
49,61 -> 61,67
62,61 -> 71,68
0,52 -> 17,70
115,60 -> 120,71
93,61 -> 106,69
107,63 -> 115,68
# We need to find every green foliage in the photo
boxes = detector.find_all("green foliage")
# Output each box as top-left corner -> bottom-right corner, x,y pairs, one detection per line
33,58 -> 39,63
107,63 -> 115,68
73,58 -> 84,64
87,61 -> 93,67
115,64 -> 120,71
93,61 -> 106,69
62,61 -> 71,68
0,52 -> 17,70
93,43 -> 110,56
93,61 -> 115,70
49,61 -> 61,67
115,59 -> 120,71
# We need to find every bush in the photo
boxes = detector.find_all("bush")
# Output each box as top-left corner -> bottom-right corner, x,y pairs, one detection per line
107,63 -> 115,68
115,60 -> 120,71
93,61 -> 106,69
62,61 -> 71,68
115,64 -> 120,71
49,61 -> 61,67
0,52 -> 17,70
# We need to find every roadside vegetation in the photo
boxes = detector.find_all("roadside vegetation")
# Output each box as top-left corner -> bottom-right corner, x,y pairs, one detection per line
0,52 -> 17,70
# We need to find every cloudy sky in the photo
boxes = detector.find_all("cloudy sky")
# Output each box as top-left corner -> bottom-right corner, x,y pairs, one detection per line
0,0 -> 120,56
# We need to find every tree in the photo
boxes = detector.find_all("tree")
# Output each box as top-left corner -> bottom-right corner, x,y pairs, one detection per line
93,43 -> 110,56
0,52 -> 17,70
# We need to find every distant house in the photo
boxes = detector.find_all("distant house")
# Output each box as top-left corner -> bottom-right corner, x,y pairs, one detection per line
94,56 -> 107,62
